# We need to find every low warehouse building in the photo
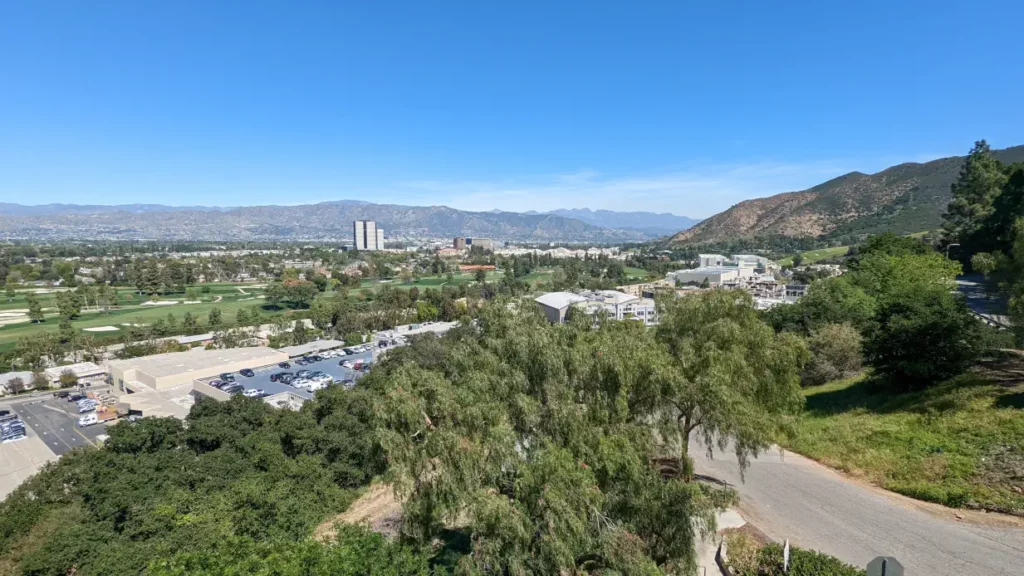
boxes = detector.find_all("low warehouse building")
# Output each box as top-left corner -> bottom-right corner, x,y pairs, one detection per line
107,347 -> 290,418
44,362 -> 107,388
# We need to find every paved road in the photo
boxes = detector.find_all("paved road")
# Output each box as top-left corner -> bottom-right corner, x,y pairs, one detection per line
691,438 -> 1024,575
15,399 -> 106,456
957,274 -> 1012,326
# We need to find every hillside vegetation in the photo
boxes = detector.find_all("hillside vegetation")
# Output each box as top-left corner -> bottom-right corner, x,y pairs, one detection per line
0,290 -> 813,575
670,144 -> 1024,245
784,370 -> 1024,514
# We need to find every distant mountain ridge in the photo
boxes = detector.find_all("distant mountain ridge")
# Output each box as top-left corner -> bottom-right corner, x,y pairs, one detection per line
670,145 -> 1024,244
543,208 -> 700,236
0,200 -> 651,242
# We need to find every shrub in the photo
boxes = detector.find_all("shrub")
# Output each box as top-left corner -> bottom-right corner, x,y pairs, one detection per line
58,369 -> 79,388
864,289 -> 987,390
32,372 -> 49,389
731,542 -> 865,576
6,376 -> 26,394
802,323 -> 863,386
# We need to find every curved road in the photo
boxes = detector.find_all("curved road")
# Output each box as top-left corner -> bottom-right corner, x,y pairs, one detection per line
691,438 -> 1024,575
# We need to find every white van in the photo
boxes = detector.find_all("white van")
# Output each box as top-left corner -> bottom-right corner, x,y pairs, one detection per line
78,413 -> 98,427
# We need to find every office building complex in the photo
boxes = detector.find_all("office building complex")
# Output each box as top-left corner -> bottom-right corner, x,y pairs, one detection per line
453,237 -> 493,251
353,220 -> 384,251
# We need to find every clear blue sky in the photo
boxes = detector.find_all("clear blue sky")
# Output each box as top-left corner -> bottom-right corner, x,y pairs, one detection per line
1,1 -> 1021,217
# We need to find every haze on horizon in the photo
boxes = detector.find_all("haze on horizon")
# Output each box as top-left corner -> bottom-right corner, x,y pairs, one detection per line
1,1 -> 1020,219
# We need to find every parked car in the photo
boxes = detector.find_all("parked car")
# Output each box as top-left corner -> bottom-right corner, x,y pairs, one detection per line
223,383 -> 244,395
78,413 -> 99,427
278,362 -> 291,369
243,389 -> 265,398
53,390 -> 70,399
341,360 -> 354,369
125,415 -> 143,423
279,374 -> 295,385
77,403 -> 97,414
209,379 -> 225,388
219,373 -> 235,382
342,348 -> 355,355
297,369 -> 313,378
295,358 -> 308,366
68,394 -> 85,402
290,378 -> 311,389
311,355 -> 324,362
307,381 -> 327,392
239,369 -> 255,377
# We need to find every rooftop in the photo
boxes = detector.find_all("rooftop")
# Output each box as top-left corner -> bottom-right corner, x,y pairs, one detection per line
278,339 -> 345,358
107,347 -> 287,379
535,292 -> 589,310
44,362 -> 105,379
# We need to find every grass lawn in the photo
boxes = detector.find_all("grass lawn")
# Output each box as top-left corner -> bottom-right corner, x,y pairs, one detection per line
783,365 -> 1024,515
622,266 -> 650,281
356,270 -> 555,294
0,284 -> 272,352
776,245 -> 850,267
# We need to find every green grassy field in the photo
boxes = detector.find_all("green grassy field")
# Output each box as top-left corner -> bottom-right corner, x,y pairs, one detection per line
0,283 -> 269,352
783,368 -> 1024,515
356,269 -> 555,293
776,246 -> 850,267
622,267 -> 651,281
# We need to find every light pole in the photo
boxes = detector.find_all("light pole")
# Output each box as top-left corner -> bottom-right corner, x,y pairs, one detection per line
946,243 -> 960,259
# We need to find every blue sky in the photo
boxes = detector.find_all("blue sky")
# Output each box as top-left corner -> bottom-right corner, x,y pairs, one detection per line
1,1 -> 1021,218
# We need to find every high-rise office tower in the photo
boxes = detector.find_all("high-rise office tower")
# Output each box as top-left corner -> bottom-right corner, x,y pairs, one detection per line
353,220 -> 383,251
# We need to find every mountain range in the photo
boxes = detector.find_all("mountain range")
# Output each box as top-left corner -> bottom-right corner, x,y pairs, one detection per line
670,145 -> 1024,245
534,209 -> 700,236
0,201 -> 695,243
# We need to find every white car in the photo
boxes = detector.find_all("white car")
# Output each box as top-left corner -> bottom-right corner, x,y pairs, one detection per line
78,413 -> 98,427
291,378 -> 312,389
306,381 -> 327,392
243,389 -> 264,398
341,360 -> 355,369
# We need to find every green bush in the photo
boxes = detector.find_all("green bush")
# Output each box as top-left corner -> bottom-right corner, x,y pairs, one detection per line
802,323 -> 863,386
732,542 -> 865,576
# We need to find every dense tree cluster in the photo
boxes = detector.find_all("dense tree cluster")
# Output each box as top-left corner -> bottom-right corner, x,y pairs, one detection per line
0,390 -> 382,575
765,232 -> 994,389
1,291 -> 809,575
941,140 -> 1024,332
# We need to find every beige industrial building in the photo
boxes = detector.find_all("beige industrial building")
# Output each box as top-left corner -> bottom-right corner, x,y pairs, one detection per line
106,347 -> 289,418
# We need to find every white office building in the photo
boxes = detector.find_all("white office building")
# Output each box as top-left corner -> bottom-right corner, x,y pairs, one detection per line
535,290 -> 658,326
353,220 -> 384,251
667,267 -> 741,286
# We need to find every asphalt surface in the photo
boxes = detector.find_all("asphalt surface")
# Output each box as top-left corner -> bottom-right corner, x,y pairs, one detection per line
691,438 -> 1024,575
957,274 -> 1012,325
14,397 -> 108,456
196,348 -> 377,399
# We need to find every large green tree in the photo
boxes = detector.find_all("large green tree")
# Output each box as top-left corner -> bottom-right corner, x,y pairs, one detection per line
655,290 -> 808,468
942,140 -> 1010,256
25,293 -> 44,322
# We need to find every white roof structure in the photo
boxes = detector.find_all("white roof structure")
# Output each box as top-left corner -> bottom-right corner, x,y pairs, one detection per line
0,371 -> 34,394
175,332 -> 215,345
44,362 -> 106,382
107,347 -> 287,382
278,339 -> 345,358
535,292 -> 589,310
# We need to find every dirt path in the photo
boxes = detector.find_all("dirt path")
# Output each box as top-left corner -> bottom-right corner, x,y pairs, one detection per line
314,482 -> 403,541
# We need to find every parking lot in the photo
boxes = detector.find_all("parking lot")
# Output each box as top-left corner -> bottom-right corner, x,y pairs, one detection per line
14,396 -> 109,456
197,347 -> 377,400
